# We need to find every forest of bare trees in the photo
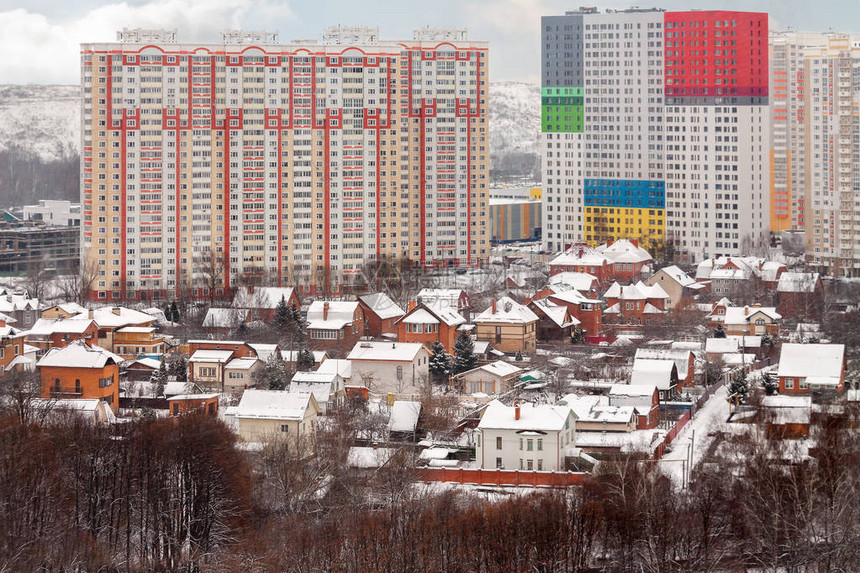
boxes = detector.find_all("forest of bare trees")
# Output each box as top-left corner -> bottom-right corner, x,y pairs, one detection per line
1,399 -> 858,572
0,146 -> 79,208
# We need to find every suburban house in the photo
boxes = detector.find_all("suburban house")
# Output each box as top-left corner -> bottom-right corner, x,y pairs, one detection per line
316,358 -> 353,386
644,265 -> 707,310
289,370 -> 345,414
0,320 -> 26,373
546,271 -> 600,295
608,384 -> 661,429
37,340 -> 121,412
595,239 -> 654,283
455,360 -> 524,395
473,296 -> 539,353
776,343 -> 846,396
112,326 -> 166,359
544,288 -> 604,337
41,302 -> 88,320
416,288 -> 473,321
125,357 -> 161,382
189,349 -> 235,391
549,244 -> 612,285
708,304 -> 781,336
233,286 -> 300,322
603,281 -> 670,332
630,358 -> 679,401
528,298 -> 579,342
0,292 -> 40,328
202,308 -> 251,332
476,399 -> 577,471
396,300 -> 466,352
234,389 -> 320,455
346,340 -> 430,395
634,347 -> 697,387
305,300 -> 365,355
760,261 -> 787,288
223,356 -> 263,395
90,306 -> 159,353
357,293 -> 405,338
30,398 -> 115,424
563,395 -> 637,433
777,272 -> 823,319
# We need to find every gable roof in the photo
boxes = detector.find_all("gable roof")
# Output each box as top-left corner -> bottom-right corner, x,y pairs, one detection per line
37,340 -> 121,369
778,343 -> 845,381
604,281 -> 669,301
346,341 -> 427,362
225,357 -> 260,371
652,265 -> 702,289
317,358 -> 352,379
546,271 -> 599,293
389,401 -> 421,432
550,244 -> 609,268
530,299 -> 579,328
235,389 -> 316,420
460,360 -> 523,379
596,239 -> 653,264
247,343 -> 280,361
189,349 -> 234,363
91,306 -> 154,329
635,348 -> 693,375
416,289 -> 468,310
473,296 -> 538,324
721,306 -> 781,326
777,272 -> 820,293
630,358 -> 677,390
306,300 -> 359,330
358,293 -> 405,320
478,399 -> 574,431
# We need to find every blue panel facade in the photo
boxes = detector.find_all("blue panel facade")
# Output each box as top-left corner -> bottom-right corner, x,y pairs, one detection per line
583,179 -> 665,209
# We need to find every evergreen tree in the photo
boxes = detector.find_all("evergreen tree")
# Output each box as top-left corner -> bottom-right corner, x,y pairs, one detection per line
262,353 -> 289,390
169,301 -> 180,322
429,340 -> 452,383
153,361 -> 168,397
296,348 -> 316,372
571,326 -> 585,344
728,369 -> 749,404
713,324 -> 727,338
515,350 -> 524,362
762,370 -> 779,396
273,295 -> 291,331
289,302 -> 306,345
170,355 -> 188,382
452,332 -> 477,374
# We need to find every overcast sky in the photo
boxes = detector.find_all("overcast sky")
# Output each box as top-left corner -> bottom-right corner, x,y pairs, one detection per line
1,0 -> 859,85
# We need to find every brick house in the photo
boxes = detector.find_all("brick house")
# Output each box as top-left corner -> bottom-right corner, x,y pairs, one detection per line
474,297 -> 539,354
528,298 -> 578,342
232,286 -> 301,322
305,301 -> 365,356
777,343 -> 846,395
602,281 -> 669,332
395,301 -> 466,353
777,272 -> 823,320
644,265 -> 707,310
608,384 -> 661,430
357,293 -> 405,338
542,289 -> 604,337
37,340 -> 121,412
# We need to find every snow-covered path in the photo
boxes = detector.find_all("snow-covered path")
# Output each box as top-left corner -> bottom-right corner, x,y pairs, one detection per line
658,384 -> 729,487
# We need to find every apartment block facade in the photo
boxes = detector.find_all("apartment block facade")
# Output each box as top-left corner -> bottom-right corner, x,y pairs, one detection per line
541,8 -> 770,262
81,26 -> 488,301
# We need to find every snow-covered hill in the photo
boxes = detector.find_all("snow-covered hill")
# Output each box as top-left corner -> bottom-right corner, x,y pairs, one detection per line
0,81 -> 541,177
0,85 -> 80,162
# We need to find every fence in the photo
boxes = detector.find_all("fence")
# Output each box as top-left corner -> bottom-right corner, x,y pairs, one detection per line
653,375 -> 728,460
416,467 -> 586,488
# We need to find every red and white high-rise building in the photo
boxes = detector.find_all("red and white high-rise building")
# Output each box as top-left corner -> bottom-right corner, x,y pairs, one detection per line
80,27 -> 489,301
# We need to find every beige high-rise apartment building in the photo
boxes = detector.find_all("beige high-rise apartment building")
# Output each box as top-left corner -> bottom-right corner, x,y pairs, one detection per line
80,26 -> 489,301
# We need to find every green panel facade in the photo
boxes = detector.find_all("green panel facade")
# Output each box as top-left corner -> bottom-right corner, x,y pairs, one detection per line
541,87 -> 584,133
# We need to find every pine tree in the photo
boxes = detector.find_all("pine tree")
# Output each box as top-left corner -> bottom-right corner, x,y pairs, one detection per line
713,324 -> 727,338
273,295 -> 290,331
571,326 -> 585,344
263,353 -> 289,390
296,348 -> 316,372
289,302 -> 306,345
728,368 -> 749,404
762,370 -> 779,395
452,332 -> 477,375
429,340 -> 452,383
169,301 -> 180,322
153,361 -> 168,397
170,356 -> 188,382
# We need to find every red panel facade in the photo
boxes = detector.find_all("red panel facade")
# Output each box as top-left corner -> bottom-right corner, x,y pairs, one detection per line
664,11 -> 768,98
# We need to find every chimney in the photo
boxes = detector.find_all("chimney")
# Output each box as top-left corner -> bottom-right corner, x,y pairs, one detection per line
578,245 -> 584,258
514,400 -> 521,421
606,238 -> 613,247
416,296 -> 423,305
744,306 -> 749,316
408,300 -> 417,311
631,238 -> 638,248
323,301 -> 329,320
491,300 -> 497,314
112,307 -> 121,316
0,319 -> 5,328
88,309 -> 94,319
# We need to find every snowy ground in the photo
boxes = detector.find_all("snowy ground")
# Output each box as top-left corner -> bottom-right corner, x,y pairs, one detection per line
658,384 -> 730,487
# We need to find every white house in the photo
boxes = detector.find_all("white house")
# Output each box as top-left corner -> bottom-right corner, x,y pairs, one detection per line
346,341 -> 430,395
455,360 -> 523,395
476,400 -> 577,471
223,356 -> 263,395
630,358 -> 679,401
234,389 -> 319,453
289,370 -> 345,414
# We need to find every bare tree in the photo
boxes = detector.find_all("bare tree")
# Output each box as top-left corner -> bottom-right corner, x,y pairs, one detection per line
57,258 -> 98,305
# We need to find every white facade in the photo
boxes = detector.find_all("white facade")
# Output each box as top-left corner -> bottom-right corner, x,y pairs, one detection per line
22,200 -> 82,227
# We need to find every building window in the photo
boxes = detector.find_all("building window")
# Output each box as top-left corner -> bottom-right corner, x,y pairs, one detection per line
527,459 -> 534,470
527,439 -> 533,451
537,438 -> 543,451
799,378 -> 808,389
280,424 -> 289,433
496,457 -> 503,469
519,438 -> 523,450
496,436 -> 502,450
785,377 -> 794,389
396,365 -> 403,380
537,459 -> 543,471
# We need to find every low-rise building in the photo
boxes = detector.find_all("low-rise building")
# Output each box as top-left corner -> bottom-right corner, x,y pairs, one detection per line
476,400 -> 577,471
608,384 -> 661,429
396,300 -> 466,353
707,303 -> 781,336
455,360 -> 523,395
346,341 -> 430,395
305,300 -> 365,356
224,356 -> 263,395
168,393 -> 219,416
234,389 -> 319,454
357,293 -> 405,338
232,286 -> 300,322
289,370 -> 345,414
189,349 -> 234,391
416,289 -> 473,321
473,296 -> 538,353
528,298 -> 578,342
644,265 -> 707,310
563,395 -> 637,433
777,272 -> 823,319
777,343 -> 846,396
634,348 -> 696,388
37,340 -> 121,412
630,358 -> 679,401
603,281 -> 670,333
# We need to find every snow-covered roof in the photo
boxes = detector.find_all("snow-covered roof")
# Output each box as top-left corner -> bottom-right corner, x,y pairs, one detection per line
416,288 -> 468,311
225,357 -> 260,371
604,281 -> 669,301
473,296 -> 538,324
630,359 -> 676,390
291,370 -> 339,385
91,306 -> 154,328
777,343 -> 845,381
203,307 -> 248,328
47,302 -> 88,315
346,341 -> 427,362
547,271 -> 598,293
760,261 -> 786,283
635,348 -> 692,375
550,244 -> 609,267
131,357 -> 161,370
164,381 -> 201,397
462,360 -> 523,379
777,272 -> 820,293
358,293 -> 405,320
401,307 -> 439,325
37,340 -> 121,368
726,335 -> 762,348
189,349 -> 234,363
0,293 -> 39,312
235,389 -> 315,420
721,306 -> 781,326
530,299 -> 578,328
306,300 -> 358,330
317,358 -> 352,379
478,399 -> 574,431
116,326 -> 156,334
652,265 -> 701,289
596,239 -> 653,264
233,286 -> 296,309
50,319 -> 95,334
609,383 -> 658,398
169,393 -> 219,401
705,337 -> 740,354
348,446 -> 396,468
389,401 -> 421,432
247,343 -> 279,362
572,399 -> 636,426
548,288 -> 602,305
4,355 -> 33,371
